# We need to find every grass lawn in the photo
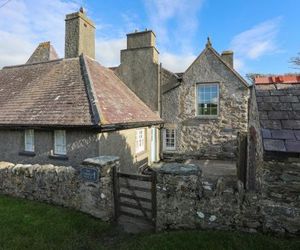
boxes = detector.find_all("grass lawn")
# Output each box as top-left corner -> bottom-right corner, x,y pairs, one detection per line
0,195 -> 299,250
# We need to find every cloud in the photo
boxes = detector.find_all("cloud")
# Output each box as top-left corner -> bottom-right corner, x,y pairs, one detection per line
230,17 -> 282,73
0,0 -> 80,68
160,52 -> 196,73
143,0 -> 203,72
95,38 -> 126,67
144,0 -> 203,52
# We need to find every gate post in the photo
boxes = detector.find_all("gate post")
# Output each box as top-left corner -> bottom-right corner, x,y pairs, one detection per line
151,171 -> 157,229
112,164 -> 120,221
237,132 -> 248,186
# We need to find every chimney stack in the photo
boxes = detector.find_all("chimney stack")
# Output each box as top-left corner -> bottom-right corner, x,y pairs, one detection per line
221,50 -> 234,68
65,8 -> 95,59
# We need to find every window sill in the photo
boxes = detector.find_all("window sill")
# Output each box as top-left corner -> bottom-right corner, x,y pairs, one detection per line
195,115 -> 219,120
135,150 -> 146,157
163,148 -> 176,152
49,154 -> 68,161
19,151 -> 36,157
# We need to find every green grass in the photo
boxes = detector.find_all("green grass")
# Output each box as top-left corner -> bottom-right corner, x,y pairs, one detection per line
117,230 -> 300,250
0,195 -> 299,250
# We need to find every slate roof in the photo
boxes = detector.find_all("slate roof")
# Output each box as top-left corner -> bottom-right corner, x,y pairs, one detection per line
255,75 -> 300,154
85,56 -> 162,126
0,47 -> 162,129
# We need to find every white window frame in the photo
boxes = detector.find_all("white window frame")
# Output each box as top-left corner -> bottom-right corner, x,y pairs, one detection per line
135,129 -> 145,154
196,83 -> 220,118
54,130 -> 67,155
163,128 -> 176,151
24,129 -> 34,152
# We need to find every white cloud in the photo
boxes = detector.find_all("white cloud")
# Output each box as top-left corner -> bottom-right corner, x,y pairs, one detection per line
144,0 -> 203,51
230,17 -> 282,73
144,0 -> 203,72
160,52 -> 196,73
95,38 -> 126,67
0,0 -> 80,68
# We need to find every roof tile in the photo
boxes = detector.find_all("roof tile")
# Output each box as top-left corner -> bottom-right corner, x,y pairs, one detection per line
271,129 -> 296,140
268,111 -> 289,120
263,139 -> 286,152
281,120 -> 300,130
285,141 -> 300,153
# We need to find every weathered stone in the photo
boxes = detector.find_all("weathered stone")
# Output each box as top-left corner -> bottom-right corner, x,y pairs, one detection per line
0,156 -> 119,222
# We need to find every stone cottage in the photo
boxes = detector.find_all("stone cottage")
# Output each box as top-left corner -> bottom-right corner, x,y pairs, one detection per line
114,33 -> 249,160
0,9 -> 162,172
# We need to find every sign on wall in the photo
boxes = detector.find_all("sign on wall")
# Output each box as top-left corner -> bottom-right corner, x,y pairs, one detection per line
80,167 -> 99,182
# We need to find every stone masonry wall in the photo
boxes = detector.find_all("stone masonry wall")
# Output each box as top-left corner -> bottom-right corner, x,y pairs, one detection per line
162,48 -> 249,160
0,156 -> 119,221
155,163 -> 300,235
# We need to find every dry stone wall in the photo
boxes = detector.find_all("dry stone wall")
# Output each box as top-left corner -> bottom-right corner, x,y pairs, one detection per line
155,162 -> 300,235
0,156 -> 119,222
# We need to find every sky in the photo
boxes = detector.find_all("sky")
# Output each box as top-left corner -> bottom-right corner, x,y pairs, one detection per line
0,0 -> 299,77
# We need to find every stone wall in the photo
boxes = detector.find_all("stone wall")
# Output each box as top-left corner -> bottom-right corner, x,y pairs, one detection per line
155,163 -> 300,235
161,47 -> 249,160
0,156 -> 119,221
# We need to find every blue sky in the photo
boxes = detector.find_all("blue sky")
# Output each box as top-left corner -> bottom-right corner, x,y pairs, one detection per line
0,0 -> 299,76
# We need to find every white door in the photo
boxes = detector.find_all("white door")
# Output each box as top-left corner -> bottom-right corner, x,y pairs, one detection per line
150,127 -> 157,163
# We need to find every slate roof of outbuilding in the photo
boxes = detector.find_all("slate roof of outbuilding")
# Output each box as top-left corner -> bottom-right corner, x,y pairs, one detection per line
255,75 -> 300,154
0,46 -> 162,129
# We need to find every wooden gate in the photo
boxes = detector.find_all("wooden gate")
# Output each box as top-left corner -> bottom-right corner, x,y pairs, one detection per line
113,169 -> 157,227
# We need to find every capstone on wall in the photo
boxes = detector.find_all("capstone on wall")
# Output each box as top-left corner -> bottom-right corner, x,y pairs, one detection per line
99,127 -> 158,173
162,48 -> 249,160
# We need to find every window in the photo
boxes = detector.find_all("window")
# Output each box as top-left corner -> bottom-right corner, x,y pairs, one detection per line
197,83 -> 219,117
54,130 -> 66,155
135,129 -> 145,154
163,128 -> 176,150
24,129 -> 34,152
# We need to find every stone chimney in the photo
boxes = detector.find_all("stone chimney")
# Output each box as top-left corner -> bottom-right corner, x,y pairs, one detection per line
65,8 -> 95,59
221,50 -> 234,68
115,30 -> 160,112
125,30 -> 158,63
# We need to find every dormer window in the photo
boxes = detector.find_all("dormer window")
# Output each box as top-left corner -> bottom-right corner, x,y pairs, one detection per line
196,83 -> 219,117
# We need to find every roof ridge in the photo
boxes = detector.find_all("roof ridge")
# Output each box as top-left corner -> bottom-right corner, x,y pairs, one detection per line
79,54 -> 101,126
184,45 -> 249,88
207,46 -> 249,88
3,58 -> 63,69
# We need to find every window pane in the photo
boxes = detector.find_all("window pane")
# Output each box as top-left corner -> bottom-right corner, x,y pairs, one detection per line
25,129 -> 34,152
197,84 -> 219,116
54,130 -> 66,155
164,128 -> 176,150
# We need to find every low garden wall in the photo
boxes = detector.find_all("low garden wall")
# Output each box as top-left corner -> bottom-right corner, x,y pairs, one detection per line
0,156 -> 298,235
0,156 -> 119,222
155,162 -> 300,235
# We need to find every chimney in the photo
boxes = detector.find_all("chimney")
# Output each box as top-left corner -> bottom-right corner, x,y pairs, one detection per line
116,30 -> 160,111
221,50 -> 234,68
127,30 -> 156,49
65,8 -> 95,59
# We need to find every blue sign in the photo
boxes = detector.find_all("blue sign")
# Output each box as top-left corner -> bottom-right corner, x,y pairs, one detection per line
80,167 -> 99,182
